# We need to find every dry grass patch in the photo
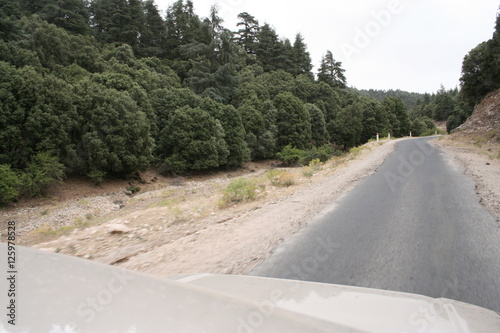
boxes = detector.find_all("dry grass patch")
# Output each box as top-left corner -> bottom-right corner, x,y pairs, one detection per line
219,178 -> 258,207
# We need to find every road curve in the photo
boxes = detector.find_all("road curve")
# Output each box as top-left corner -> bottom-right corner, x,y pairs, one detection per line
250,137 -> 500,312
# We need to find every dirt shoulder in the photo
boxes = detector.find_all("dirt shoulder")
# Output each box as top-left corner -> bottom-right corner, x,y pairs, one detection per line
1,139 -> 402,277
433,136 -> 500,222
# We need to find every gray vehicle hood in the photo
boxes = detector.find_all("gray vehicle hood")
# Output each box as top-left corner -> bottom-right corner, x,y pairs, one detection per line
1,244 -> 499,332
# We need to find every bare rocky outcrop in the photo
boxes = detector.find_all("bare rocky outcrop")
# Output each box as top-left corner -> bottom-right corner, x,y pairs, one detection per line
454,88 -> 500,143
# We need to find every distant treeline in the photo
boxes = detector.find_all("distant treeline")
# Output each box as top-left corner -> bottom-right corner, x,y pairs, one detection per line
353,88 -> 425,109
0,0 -> 498,203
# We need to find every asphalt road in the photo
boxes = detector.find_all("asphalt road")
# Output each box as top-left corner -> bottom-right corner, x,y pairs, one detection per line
250,137 -> 500,312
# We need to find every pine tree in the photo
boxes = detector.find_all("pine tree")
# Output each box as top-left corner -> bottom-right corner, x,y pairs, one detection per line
91,0 -> 129,43
277,38 -> 294,73
433,86 -> 455,121
164,0 -> 201,59
255,24 -> 282,72
20,0 -> 91,35
235,12 -> 259,55
317,50 -> 347,89
292,33 -> 312,77
383,97 -> 409,137
141,0 -> 166,57
184,6 -> 239,102
126,0 -> 145,49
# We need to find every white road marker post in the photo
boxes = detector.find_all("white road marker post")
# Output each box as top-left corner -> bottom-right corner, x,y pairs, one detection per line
376,133 -> 379,142
388,132 -> 391,140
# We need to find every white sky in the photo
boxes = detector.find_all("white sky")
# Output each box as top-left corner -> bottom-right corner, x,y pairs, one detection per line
153,0 -> 499,94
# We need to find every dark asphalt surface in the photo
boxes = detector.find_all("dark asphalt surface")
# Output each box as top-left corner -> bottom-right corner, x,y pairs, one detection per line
250,137 -> 500,312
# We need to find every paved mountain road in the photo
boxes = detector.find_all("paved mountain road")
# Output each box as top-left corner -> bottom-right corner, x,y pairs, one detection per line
250,138 -> 500,312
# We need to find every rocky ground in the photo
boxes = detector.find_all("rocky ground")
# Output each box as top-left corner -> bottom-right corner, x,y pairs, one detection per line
434,137 -> 500,223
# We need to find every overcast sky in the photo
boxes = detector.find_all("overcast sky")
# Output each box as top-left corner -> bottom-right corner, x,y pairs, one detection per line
154,0 -> 499,94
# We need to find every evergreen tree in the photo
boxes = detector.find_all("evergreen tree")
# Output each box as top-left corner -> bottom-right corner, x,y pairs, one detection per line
0,0 -> 23,41
184,6 -> 240,103
277,38 -> 295,73
255,24 -> 282,72
383,97 -> 409,137
158,106 -> 229,174
255,70 -> 294,99
305,103 -> 329,146
72,79 -> 153,181
292,33 -> 312,77
43,0 -> 91,35
235,12 -> 259,55
329,102 -> 363,148
317,50 -> 347,89
126,0 -> 146,49
91,0 -> 128,43
274,92 -> 312,150
460,10 -> 500,107
237,96 -> 277,159
361,99 -> 387,142
164,0 -> 201,59
200,98 -> 249,167
433,85 -> 455,121
141,0 -> 166,57
0,63 -> 78,169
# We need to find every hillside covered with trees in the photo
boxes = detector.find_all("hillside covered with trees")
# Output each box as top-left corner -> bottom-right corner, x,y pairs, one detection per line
0,0 -> 497,204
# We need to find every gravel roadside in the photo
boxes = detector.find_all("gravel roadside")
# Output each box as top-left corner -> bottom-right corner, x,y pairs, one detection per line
433,137 -> 500,223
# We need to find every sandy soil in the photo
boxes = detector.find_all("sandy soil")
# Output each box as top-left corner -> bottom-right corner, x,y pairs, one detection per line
1,139 -> 403,277
433,137 -> 500,222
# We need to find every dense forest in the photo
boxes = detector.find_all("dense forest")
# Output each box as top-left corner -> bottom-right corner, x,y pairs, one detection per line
0,0 -> 498,203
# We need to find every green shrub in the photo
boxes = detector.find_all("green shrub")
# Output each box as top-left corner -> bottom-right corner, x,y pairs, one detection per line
126,186 -> 141,194
0,165 -> 21,205
276,145 -> 305,166
221,178 -> 257,205
421,127 -> 446,137
349,146 -> 363,155
266,169 -> 284,186
87,170 -> 107,185
266,169 -> 296,186
301,145 -> 337,165
277,172 -> 296,187
308,159 -> 322,171
302,167 -> 314,178
21,152 -> 65,197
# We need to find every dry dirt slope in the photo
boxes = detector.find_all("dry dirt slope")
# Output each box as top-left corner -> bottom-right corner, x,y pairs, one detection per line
453,88 -> 500,143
